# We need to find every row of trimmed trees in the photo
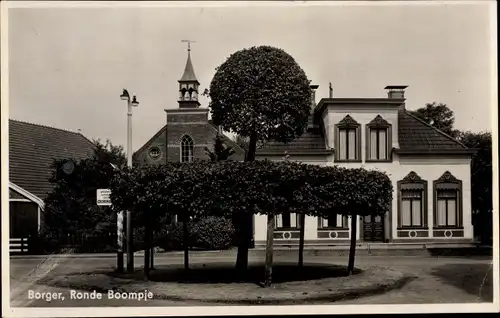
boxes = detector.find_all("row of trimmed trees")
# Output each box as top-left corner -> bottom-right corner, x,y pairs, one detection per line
109,160 -> 392,286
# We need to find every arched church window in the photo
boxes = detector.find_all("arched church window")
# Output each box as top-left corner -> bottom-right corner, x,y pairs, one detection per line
192,91 -> 198,101
184,91 -> 190,100
180,135 -> 194,163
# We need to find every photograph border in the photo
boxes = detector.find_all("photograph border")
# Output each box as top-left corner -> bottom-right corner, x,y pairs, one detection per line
1,1 -> 498,317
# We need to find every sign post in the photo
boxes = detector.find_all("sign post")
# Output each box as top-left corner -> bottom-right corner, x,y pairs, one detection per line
97,189 -> 123,272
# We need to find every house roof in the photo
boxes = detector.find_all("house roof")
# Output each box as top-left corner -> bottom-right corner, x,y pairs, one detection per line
256,109 -> 471,156
397,110 -> 470,153
9,119 -> 96,200
257,114 -> 333,156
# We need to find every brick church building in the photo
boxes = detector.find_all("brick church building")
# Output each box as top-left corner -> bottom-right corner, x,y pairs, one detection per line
133,48 -> 245,165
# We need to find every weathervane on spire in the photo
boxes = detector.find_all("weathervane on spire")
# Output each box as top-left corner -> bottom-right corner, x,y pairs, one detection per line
181,39 -> 196,52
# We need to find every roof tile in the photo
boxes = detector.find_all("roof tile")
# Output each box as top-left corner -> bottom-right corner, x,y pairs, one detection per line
398,111 -> 466,150
9,119 -> 96,200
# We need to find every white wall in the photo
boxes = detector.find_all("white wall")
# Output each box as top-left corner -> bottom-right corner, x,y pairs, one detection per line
254,153 -> 473,242
327,105 -> 400,149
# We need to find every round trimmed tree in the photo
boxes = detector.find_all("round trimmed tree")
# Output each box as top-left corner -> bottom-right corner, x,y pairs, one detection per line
207,46 -> 312,270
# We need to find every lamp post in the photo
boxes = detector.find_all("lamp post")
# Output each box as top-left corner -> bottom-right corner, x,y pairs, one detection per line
120,88 -> 139,273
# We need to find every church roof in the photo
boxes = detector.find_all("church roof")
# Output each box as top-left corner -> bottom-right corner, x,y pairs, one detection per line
9,119 -> 96,200
179,51 -> 198,82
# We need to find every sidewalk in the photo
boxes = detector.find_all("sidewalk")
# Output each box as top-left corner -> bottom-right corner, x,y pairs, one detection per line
10,245 -> 492,260
9,249 -> 229,259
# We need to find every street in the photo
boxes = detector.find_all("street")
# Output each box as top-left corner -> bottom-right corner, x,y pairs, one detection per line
9,252 -> 493,307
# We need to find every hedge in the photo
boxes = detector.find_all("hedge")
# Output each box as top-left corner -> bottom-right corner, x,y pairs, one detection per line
109,160 -> 393,221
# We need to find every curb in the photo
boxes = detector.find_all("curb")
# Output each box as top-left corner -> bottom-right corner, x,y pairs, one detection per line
150,275 -> 416,305
44,273 -> 415,305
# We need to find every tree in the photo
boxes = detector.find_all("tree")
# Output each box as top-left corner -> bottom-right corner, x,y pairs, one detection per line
205,134 -> 236,161
207,45 -> 313,271
43,139 -> 126,236
456,131 -> 493,243
109,160 -> 392,286
409,102 -> 457,137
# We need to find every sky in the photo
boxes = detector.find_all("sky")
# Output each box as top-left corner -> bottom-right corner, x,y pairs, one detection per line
6,1 -> 496,152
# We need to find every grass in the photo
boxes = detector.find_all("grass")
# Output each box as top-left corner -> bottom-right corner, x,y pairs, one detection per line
38,262 -> 410,304
105,263 -> 361,285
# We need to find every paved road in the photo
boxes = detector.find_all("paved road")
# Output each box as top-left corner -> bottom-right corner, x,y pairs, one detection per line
8,253 -> 492,308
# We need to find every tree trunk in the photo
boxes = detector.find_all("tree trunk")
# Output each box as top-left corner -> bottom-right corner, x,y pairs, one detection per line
235,215 -> 251,271
264,213 -> 274,287
347,214 -> 358,275
236,130 -> 258,271
144,213 -> 151,281
298,213 -> 306,268
183,217 -> 190,271
150,230 -> 155,270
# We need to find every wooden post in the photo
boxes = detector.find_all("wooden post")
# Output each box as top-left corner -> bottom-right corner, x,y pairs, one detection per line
264,213 -> 274,287
347,214 -> 358,275
183,216 -> 189,271
150,230 -> 155,270
298,213 -> 306,267
144,212 -> 151,281
116,211 -> 124,273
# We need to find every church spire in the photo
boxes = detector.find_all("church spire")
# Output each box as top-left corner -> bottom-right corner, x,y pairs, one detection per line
179,42 -> 198,82
178,40 -> 200,108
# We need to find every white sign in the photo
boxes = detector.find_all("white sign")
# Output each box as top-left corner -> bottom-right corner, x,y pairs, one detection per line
97,189 -> 112,206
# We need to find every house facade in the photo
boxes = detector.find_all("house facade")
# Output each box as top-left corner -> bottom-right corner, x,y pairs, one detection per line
136,49 -> 476,248
254,86 -> 476,247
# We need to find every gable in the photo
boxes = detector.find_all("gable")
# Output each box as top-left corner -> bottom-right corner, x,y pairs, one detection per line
134,123 -> 245,165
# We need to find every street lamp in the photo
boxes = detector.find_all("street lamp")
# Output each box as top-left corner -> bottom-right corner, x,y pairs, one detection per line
120,88 -> 139,273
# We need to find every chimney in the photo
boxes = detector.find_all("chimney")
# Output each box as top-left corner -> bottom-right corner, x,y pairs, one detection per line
329,82 -> 333,98
310,84 -> 319,110
385,85 -> 408,110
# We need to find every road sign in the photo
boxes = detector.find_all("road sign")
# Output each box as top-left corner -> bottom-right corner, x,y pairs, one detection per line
97,189 -> 112,206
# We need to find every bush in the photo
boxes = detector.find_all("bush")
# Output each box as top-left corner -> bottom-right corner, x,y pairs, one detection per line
192,216 -> 235,250
157,217 -> 234,251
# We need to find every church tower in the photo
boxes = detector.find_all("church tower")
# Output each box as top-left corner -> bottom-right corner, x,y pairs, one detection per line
178,42 -> 200,108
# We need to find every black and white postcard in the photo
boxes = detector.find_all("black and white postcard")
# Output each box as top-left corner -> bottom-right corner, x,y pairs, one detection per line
1,1 -> 498,317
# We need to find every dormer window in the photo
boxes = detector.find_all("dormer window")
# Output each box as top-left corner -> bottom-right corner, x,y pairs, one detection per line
366,115 -> 392,161
335,115 -> 361,162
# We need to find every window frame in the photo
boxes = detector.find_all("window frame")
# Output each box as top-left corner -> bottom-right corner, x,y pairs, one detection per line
180,134 -> 194,163
318,214 -> 349,229
334,115 -> 361,162
397,172 -> 428,230
366,115 -> 392,162
275,212 -> 301,230
433,171 -> 463,229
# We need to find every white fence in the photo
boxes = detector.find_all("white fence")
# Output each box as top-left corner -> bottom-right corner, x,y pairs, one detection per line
10,237 -> 29,253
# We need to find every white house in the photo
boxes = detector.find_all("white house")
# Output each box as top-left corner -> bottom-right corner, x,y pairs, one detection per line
254,85 -> 476,247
